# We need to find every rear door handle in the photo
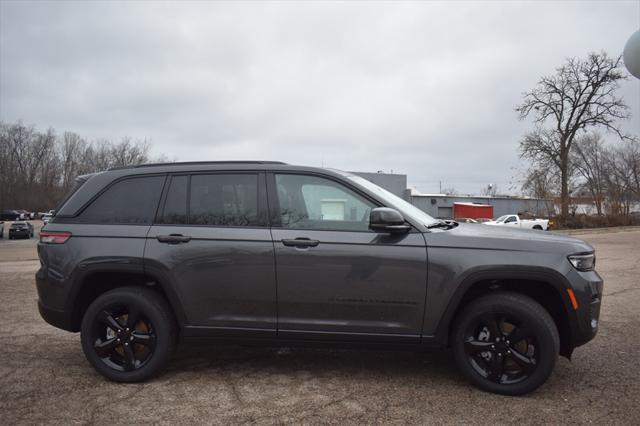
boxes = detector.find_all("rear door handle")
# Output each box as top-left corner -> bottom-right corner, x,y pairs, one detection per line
281,238 -> 320,248
157,234 -> 192,244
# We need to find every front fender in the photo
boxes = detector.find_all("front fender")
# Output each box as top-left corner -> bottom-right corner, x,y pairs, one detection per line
426,266 -> 576,344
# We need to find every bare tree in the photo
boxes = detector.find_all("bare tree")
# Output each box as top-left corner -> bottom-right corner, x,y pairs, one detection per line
521,166 -> 558,217
619,139 -> 640,199
441,187 -> 458,195
60,132 -> 87,191
572,133 -> 609,215
0,120 -> 164,212
480,184 -> 498,197
109,137 -> 150,168
604,140 -> 640,216
516,52 -> 632,222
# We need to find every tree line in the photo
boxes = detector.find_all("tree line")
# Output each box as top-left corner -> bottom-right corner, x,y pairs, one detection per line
0,121 -> 163,212
517,51 -> 639,222
522,133 -> 640,216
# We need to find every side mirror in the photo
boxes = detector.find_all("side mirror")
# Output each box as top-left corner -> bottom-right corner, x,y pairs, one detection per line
369,207 -> 411,233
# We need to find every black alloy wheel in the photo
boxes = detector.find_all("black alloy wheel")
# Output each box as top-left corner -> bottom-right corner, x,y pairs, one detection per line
452,292 -> 559,395
90,304 -> 157,372
463,313 -> 538,385
81,287 -> 176,382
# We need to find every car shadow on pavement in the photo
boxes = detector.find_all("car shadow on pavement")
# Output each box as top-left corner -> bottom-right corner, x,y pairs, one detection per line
166,343 -> 462,384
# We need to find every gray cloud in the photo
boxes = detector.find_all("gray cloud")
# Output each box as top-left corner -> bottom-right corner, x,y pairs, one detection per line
1,0 -> 639,194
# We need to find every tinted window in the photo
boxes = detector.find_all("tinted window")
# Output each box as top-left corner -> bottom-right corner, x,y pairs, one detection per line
190,174 -> 259,226
77,176 -> 164,224
275,174 -> 375,231
158,175 -> 188,224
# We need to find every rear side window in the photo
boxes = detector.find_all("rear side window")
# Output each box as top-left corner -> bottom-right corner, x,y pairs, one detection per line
55,174 -> 92,212
157,175 -> 188,224
190,174 -> 259,226
76,176 -> 165,224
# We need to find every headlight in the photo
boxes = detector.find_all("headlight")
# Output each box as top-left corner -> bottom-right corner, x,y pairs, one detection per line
568,253 -> 595,271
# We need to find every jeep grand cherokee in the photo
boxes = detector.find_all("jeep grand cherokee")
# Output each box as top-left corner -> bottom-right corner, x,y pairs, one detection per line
36,161 -> 602,395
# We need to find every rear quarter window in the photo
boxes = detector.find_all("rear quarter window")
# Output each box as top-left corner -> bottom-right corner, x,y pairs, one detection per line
75,176 -> 165,224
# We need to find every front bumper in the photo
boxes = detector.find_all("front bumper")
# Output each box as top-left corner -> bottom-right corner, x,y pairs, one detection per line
567,268 -> 603,348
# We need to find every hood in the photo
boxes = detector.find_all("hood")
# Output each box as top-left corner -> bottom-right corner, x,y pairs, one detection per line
425,222 -> 592,255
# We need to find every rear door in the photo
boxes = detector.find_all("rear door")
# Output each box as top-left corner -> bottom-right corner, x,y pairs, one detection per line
144,172 -> 277,338
268,172 -> 428,343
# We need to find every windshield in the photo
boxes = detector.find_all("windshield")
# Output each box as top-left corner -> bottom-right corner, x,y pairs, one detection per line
346,175 -> 439,226
495,215 -> 508,223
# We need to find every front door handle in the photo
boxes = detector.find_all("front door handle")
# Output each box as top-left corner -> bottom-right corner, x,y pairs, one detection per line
281,238 -> 320,248
157,234 -> 192,244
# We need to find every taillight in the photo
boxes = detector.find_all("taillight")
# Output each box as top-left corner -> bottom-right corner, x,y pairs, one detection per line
40,231 -> 71,244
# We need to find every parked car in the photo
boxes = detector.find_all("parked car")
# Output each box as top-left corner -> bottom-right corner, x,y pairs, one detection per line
454,217 -> 479,223
1,209 -> 22,221
483,214 -> 549,230
17,210 -> 36,220
38,209 -> 55,218
42,213 -> 53,225
9,221 -> 34,239
37,162 -> 602,395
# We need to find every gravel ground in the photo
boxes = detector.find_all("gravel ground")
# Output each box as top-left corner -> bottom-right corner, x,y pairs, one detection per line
0,223 -> 639,424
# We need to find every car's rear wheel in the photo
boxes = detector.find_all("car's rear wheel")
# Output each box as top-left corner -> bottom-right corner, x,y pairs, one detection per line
452,292 -> 559,395
81,286 -> 177,382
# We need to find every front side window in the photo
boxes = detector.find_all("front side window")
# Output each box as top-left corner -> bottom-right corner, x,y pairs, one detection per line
77,176 -> 165,224
275,174 -> 375,231
190,174 -> 259,226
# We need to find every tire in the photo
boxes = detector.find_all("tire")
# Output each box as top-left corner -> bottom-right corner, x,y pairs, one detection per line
452,292 -> 559,396
81,286 -> 177,382
533,225 -> 543,230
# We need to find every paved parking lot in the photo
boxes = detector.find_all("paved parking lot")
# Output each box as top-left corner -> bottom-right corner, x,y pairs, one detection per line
0,224 -> 639,424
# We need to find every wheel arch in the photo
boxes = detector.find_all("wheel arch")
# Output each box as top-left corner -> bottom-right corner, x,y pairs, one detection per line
67,264 -> 185,332
435,269 -> 577,357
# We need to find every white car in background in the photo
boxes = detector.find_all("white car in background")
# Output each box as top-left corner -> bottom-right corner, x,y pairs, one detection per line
483,214 -> 549,230
42,213 -> 53,225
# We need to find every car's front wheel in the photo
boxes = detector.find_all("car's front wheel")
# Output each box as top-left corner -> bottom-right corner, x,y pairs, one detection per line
452,292 -> 559,395
81,286 -> 177,382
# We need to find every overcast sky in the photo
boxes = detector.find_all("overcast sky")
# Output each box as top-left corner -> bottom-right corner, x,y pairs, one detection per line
1,1 -> 639,194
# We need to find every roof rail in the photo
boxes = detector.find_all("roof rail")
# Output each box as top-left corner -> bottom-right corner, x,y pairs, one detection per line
108,161 -> 287,171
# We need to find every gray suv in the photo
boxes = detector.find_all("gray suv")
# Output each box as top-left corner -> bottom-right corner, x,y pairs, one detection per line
36,161 -> 602,395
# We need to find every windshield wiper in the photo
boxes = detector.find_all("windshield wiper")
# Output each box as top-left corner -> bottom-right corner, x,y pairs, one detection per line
427,220 -> 459,230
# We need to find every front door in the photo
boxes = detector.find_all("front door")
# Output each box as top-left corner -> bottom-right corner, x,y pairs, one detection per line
269,173 -> 428,343
144,172 -> 277,338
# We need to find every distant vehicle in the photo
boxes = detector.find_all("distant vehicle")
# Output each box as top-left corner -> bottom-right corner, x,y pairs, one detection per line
9,221 -> 34,239
1,209 -> 22,221
483,214 -> 549,230
453,202 -> 493,221
17,210 -> 35,220
454,217 -> 479,223
37,210 -> 55,219
42,213 -> 53,225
